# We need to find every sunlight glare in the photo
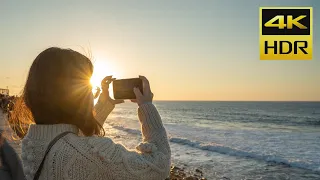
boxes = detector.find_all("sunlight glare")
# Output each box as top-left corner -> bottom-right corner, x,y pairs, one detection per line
91,59 -> 120,99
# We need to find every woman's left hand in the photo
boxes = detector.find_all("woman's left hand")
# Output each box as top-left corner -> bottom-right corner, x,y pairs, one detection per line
98,75 -> 124,105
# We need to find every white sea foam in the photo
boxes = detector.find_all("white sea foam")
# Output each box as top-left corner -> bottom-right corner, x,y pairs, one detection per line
169,137 -> 319,172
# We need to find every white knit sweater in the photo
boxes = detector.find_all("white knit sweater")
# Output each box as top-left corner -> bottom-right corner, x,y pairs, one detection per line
21,101 -> 171,180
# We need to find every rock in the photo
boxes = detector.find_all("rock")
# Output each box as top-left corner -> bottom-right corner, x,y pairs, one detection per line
195,169 -> 202,174
184,176 -> 198,180
169,165 -> 207,180
172,166 -> 182,171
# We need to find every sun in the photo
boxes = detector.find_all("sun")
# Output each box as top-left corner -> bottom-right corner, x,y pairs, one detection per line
90,61 -> 107,88
90,59 -> 120,98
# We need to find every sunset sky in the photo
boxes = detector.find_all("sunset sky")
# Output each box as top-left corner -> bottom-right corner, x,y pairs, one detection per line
0,0 -> 319,101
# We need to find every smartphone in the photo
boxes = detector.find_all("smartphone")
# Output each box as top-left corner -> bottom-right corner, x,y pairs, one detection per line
113,78 -> 143,99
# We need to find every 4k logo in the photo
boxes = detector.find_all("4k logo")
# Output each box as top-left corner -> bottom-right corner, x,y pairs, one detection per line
260,7 -> 313,60
265,15 -> 307,29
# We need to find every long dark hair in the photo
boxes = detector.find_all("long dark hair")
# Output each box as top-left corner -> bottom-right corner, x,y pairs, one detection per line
9,47 -> 104,137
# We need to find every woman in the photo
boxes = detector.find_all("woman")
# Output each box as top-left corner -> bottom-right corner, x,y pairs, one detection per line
12,47 -> 171,180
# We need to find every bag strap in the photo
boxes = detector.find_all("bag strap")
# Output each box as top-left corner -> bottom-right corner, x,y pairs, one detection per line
33,131 -> 74,180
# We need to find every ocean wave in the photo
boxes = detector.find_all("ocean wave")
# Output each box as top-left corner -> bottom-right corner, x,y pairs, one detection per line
169,137 -> 319,172
109,124 -> 319,173
110,124 -> 141,135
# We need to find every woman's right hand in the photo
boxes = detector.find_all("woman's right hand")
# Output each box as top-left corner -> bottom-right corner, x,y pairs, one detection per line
131,76 -> 154,106
99,76 -> 124,105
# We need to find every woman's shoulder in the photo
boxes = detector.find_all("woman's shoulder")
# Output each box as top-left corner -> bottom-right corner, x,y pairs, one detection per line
65,133 -> 115,145
64,133 -> 115,149
63,133 -> 125,162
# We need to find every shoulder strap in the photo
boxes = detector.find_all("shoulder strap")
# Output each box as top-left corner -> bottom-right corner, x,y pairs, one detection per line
33,131 -> 74,180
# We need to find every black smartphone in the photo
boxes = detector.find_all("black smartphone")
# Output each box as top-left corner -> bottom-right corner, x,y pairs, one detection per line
113,78 -> 143,99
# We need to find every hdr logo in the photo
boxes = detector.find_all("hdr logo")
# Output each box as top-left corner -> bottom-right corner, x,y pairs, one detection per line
259,7 -> 313,60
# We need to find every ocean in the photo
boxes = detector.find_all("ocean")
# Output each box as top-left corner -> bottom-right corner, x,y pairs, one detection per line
103,101 -> 320,180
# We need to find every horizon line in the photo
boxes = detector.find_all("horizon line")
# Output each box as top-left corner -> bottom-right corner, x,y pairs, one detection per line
153,100 -> 320,102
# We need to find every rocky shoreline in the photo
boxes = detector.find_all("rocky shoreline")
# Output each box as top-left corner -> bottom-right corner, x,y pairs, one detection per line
166,165 -> 207,180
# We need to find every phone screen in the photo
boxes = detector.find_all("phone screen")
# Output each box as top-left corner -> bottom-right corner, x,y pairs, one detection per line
113,78 -> 143,99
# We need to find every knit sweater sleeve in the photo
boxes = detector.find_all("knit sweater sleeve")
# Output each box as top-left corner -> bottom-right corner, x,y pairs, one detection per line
137,103 -> 171,155
94,99 -> 115,126
84,103 -> 171,180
